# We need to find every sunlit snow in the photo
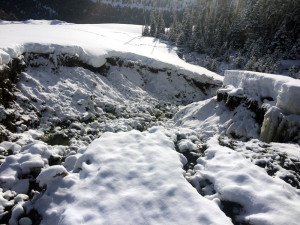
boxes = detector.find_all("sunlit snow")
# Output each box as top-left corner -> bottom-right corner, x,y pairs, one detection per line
0,20 -> 300,225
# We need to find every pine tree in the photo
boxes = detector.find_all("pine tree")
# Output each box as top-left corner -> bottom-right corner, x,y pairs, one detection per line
257,58 -> 266,72
176,31 -> 186,46
234,52 -> 244,69
181,7 -> 193,44
142,24 -> 150,36
245,56 -> 256,71
156,11 -> 166,39
289,65 -> 296,78
296,70 -> 300,79
150,10 -> 158,37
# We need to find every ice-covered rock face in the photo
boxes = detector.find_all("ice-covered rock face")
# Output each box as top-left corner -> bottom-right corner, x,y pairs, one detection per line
260,106 -> 300,144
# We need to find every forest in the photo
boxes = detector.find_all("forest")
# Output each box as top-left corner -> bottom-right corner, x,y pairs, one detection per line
0,0 -> 299,75
144,0 -> 300,77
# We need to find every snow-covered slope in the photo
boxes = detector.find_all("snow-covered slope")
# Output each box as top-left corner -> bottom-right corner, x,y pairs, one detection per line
1,21 -> 300,225
0,21 -> 221,84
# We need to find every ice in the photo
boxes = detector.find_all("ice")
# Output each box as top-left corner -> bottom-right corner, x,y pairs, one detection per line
19,217 -> 32,225
260,106 -> 300,143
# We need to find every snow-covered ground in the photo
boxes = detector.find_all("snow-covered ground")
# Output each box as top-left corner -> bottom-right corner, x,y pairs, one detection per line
0,20 -> 300,225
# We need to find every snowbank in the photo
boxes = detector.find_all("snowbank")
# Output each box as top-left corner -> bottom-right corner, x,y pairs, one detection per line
174,97 -> 260,140
35,128 -> 232,225
0,20 -> 222,84
195,137 -> 300,225
224,70 -> 300,115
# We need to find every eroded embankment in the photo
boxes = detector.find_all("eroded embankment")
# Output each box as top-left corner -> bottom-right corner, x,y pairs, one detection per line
0,52 -> 221,142
0,52 -> 222,224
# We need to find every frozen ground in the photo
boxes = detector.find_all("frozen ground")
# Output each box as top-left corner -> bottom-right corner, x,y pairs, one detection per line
0,21 -> 300,225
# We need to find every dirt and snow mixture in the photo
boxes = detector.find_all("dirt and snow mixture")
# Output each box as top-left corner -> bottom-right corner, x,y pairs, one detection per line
0,20 -> 300,225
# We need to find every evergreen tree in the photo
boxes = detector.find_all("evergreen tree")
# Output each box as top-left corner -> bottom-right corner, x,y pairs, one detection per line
245,56 -> 256,71
142,24 -> 150,36
289,65 -> 296,78
176,31 -> 186,46
234,52 -> 244,69
156,10 -> 166,38
181,7 -> 193,43
142,0 -> 300,72
149,10 -> 158,37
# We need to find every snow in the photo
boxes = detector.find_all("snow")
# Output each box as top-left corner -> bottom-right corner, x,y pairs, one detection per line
36,165 -> 68,188
277,81 -> 300,114
0,20 -> 300,225
174,97 -> 260,140
0,153 -> 44,189
0,20 -> 222,84
224,70 -> 300,115
35,128 -> 232,225
194,137 -> 300,225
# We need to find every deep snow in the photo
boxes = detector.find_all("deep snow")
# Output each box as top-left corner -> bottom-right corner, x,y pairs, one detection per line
0,20 -> 300,225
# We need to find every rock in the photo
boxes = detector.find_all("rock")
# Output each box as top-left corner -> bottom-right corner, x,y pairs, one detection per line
36,165 -> 68,188
14,194 -> 29,204
9,203 -> 24,225
69,122 -> 84,131
19,217 -> 32,225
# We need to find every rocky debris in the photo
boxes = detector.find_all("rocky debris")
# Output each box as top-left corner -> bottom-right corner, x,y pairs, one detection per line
218,136 -> 300,189
1,53 -> 214,224
0,57 -> 26,108
217,89 -> 267,125
0,189 -> 41,225
0,140 -> 70,225
0,57 -> 41,142
173,131 -> 251,225
1,52 -> 299,225
105,57 -> 221,105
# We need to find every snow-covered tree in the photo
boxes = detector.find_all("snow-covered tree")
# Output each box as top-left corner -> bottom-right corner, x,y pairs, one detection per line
156,11 -> 166,38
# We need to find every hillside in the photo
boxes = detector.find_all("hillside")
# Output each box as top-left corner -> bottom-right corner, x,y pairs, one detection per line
0,21 -> 300,225
0,0 -> 189,25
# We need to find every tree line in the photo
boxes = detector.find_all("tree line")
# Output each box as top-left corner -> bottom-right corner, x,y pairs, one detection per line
143,0 -> 300,77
